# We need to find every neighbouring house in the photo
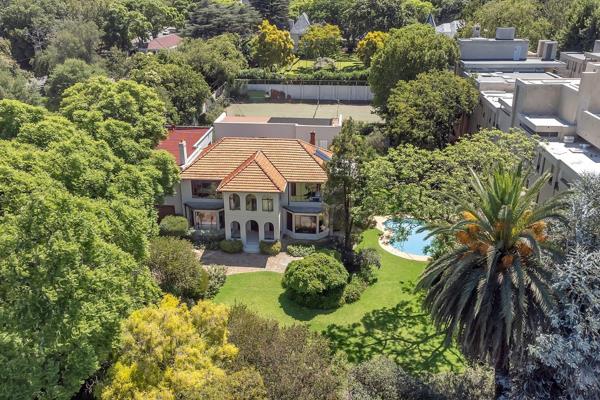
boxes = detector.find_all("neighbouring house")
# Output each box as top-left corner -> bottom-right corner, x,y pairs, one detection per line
213,112 -> 341,148
289,13 -> 311,50
157,126 -> 213,219
163,135 -> 333,253
144,33 -> 183,53
559,40 -> 600,78
457,28 -> 564,75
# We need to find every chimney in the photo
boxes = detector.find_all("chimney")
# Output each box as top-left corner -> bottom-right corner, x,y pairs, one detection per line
495,27 -> 515,40
178,140 -> 187,166
309,131 -> 316,145
594,40 -> 600,53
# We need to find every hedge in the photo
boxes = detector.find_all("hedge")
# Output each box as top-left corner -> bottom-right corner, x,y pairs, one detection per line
159,215 -> 190,238
219,239 -> 243,253
286,244 -> 316,257
260,240 -> 281,256
237,68 -> 370,81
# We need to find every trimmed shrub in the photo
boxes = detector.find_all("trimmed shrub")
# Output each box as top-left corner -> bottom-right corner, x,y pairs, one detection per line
282,253 -> 348,309
147,236 -> 208,300
237,67 -> 370,81
260,240 -> 281,255
191,229 -> 225,250
286,243 -> 316,257
204,265 -> 227,299
159,215 -> 189,238
343,275 -> 368,304
219,239 -> 243,253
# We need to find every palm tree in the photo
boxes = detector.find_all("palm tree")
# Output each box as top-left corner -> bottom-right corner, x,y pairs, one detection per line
417,163 -> 567,399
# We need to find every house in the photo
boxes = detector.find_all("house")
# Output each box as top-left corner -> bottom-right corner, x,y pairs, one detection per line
213,112 -> 341,149
145,33 -> 183,53
467,62 -> 600,202
166,135 -> 332,253
559,40 -> 600,78
457,28 -> 564,75
289,13 -> 311,49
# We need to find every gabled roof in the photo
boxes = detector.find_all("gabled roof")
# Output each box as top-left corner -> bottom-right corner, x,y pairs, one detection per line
156,126 -> 210,165
147,34 -> 182,51
181,137 -> 330,184
218,151 -> 287,192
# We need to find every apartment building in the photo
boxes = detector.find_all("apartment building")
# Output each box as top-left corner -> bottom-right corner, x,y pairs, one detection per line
559,40 -> 600,78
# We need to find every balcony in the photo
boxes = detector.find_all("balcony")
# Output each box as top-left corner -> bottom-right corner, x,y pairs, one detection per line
290,182 -> 322,203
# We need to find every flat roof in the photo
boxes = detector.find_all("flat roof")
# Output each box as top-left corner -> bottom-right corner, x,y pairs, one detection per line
540,139 -> 600,175
471,71 -> 557,82
481,91 -> 514,109
523,116 -> 574,129
461,59 -> 565,68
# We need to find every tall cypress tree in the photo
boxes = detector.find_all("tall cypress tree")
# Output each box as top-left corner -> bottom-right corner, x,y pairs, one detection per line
249,0 -> 291,29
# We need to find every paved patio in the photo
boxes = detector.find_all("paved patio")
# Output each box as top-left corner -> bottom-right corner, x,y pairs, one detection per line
196,248 -> 300,275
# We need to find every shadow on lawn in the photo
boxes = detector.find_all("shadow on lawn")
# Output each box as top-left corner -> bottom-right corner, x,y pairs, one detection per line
322,285 -> 463,374
278,292 -> 337,322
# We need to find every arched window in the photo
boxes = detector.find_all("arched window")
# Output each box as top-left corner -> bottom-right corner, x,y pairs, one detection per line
264,222 -> 274,240
231,221 -> 241,239
246,194 -> 257,211
229,194 -> 240,210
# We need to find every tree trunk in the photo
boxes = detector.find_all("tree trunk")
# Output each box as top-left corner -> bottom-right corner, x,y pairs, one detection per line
494,343 -> 511,400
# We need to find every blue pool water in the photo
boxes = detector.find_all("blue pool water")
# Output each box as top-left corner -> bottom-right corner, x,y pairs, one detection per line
383,218 -> 433,256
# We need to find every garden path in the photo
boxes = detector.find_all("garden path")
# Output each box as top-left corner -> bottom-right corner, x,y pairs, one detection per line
195,249 -> 300,275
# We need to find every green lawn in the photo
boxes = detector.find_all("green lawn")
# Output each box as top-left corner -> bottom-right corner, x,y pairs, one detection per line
283,58 -> 363,73
214,229 -> 464,372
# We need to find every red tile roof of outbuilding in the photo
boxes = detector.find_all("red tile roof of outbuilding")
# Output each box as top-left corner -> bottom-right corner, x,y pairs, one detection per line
157,126 -> 210,165
147,34 -> 183,51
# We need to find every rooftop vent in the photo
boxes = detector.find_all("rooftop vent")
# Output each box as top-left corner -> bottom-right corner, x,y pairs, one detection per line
563,135 -> 575,143
472,25 -> 481,38
495,27 -> 516,40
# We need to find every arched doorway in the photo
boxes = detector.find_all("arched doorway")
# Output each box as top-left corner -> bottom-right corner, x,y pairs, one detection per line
246,220 -> 259,244
264,222 -> 274,240
231,221 -> 241,239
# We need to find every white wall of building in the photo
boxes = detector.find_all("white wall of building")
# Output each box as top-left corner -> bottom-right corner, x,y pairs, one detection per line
223,191 -> 281,243
243,82 -> 373,102
213,121 -> 340,147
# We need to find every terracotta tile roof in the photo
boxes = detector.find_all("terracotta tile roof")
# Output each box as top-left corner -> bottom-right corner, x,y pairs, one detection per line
147,34 -> 182,51
218,151 -> 287,192
157,126 -> 210,165
181,137 -> 329,185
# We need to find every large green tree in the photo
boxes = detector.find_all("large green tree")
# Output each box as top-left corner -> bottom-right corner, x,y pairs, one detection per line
369,24 -> 458,108
469,0 -> 551,50
383,70 -> 479,149
298,24 -> 343,58
249,0 -> 291,29
250,20 -> 295,70
558,0 -> 600,51
184,0 -> 262,39
45,58 -> 106,110
417,163 -> 567,398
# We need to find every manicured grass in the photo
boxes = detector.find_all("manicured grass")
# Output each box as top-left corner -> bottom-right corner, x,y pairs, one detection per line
214,229 -> 464,372
284,58 -> 363,73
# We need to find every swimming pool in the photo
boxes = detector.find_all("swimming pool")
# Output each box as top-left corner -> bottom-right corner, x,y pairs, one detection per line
383,218 -> 433,257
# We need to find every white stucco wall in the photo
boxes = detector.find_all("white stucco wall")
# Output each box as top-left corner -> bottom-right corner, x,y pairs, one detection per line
244,83 -> 373,102
223,192 -> 282,242
213,121 -> 340,147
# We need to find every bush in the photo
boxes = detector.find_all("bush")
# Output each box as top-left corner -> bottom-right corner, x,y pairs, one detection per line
286,243 -> 316,257
259,240 -> 281,255
237,67 -> 370,81
355,248 -> 381,285
313,57 -> 336,71
228,305 -> 347,400
191,229 -> 226,250
282,253 -> 348,309
204,265 -> 227,299
343,275 -> 368,304
159,215 -> 189,238
147,237 -> 208,300
219,239 -> 243,253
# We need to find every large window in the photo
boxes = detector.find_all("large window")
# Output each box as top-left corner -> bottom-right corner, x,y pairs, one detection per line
246,194 -> 257,211
294,215 -> 317,234
262,197 -> 273,212
193,210 -> 219,230
290,182 -> 322,202
229,194 -> 240,210
191,180 -> 221,199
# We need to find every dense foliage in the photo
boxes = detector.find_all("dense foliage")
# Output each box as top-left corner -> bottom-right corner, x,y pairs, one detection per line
249,0 -> 291,29
298,24 -> 343,58
558,0 -> 600,51
383,70 -> 479,149
148,236 -> 208,301
204,264 -> 228,299
251,20 -> 295,70
282,253 -> 349,308
228,304 -> 347,400
184,0 -> 261,39
101,295 -> 267,399
159,215 -> 190,237
44,58 -> 106,110
369,24 -> 458,107
220,239 -> 244,253
259,240 -> 282,255
356,31 -> 388,67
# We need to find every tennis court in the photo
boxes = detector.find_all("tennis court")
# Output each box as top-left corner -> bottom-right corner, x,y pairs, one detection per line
225,102 -> 381,123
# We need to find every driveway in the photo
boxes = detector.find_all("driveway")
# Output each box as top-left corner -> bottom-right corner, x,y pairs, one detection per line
196,249 -> 300,275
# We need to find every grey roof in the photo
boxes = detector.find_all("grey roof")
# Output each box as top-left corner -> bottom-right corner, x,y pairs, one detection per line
283,204 -> 325,214
290,13 -> 311,35
267,117 -> 333,126
185,200 -> 224,210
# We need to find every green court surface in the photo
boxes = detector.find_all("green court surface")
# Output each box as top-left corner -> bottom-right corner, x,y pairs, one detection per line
225,102 -> 381,123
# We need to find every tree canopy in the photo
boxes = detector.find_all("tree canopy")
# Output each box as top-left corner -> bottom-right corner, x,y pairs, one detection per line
356,31 -> 388,67
298,24 -> 343,59
369,24 -> 458,108
45,58 -> 106,110
184,0 -> 262,39
383,70 -> 479,149
249,0 -> 291,29
558,0 -> 600,51
250,20 -> 295,70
